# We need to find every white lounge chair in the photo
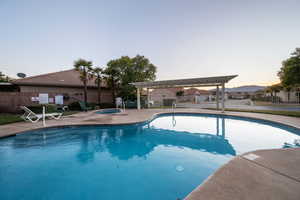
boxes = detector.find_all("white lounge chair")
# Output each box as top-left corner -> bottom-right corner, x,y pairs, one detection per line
20,106 -> 63,123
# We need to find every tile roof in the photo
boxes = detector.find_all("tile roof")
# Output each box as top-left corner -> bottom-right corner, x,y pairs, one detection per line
184,88 -> 210,95
12,69 -> 107,88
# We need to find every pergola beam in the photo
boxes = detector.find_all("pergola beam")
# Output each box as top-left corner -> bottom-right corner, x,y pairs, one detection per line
131,75 -> 237,89
135,84 -> 223,89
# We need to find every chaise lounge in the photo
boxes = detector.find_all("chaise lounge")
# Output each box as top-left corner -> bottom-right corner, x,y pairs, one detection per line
20,106 -> 63,123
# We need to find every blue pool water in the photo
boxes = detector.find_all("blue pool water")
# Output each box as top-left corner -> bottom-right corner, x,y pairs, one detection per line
95,108 -> 121,114
0,113 -> 299,200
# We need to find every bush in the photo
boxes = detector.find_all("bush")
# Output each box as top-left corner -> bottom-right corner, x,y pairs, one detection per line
27,104 -> 57,114
68,101 -> 116,110
68,102 -> 81,111
99,103 -> 115,109
88,102 -> 98,108
124,99 -> 147,108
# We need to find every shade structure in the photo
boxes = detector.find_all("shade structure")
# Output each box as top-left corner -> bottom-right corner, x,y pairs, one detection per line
130,75 -> 238,112
130,75 -> 237,89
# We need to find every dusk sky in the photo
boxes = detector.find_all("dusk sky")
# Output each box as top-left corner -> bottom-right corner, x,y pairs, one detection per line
1,0 -> 299,87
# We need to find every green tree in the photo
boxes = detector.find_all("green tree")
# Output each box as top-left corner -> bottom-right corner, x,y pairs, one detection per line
74,59 -> 93,109
104,59 -> 123,104
0,72 -> 10,82
104,55 -> 157,103
278,48 -> 300,88
93,67 -> 103,105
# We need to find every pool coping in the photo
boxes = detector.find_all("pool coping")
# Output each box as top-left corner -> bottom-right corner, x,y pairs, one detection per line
2,109 -> 299,138
1,108 -> 300,199
185,147 -> 300,200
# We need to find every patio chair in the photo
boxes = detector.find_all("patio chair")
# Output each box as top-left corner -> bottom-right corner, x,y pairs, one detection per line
78,101 -> 93,111
20,106 -> 63,123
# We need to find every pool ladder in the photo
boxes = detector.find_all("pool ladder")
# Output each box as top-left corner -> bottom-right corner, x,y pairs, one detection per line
172,102 -> 176,114
172,102 -> 177,127
122,101 -> 126,112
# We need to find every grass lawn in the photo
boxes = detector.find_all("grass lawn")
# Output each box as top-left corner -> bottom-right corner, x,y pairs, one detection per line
205,108 -> 300,118
0,114 -> 23,125
253,101 -> 300,107
0,111 -> 79,125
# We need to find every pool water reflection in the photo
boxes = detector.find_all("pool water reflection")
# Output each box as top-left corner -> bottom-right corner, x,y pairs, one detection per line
0,114 -> 299,200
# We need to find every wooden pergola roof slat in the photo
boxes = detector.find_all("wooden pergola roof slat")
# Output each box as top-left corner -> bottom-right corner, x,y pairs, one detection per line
130,75 -> 238,88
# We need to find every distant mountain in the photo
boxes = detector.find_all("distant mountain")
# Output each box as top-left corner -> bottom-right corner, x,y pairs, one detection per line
211,85 -> 266,92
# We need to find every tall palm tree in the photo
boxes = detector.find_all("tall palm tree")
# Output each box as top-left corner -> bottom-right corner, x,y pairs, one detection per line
93,67 -> 103,105
74,59 -> 93,109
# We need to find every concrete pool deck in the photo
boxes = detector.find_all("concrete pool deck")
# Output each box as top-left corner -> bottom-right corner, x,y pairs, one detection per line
0,108 -> 300,199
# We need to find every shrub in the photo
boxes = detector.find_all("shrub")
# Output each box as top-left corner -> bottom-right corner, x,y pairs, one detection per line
99,103 -> 115,109
27,104 -> 57,114
68,102 -> 81,111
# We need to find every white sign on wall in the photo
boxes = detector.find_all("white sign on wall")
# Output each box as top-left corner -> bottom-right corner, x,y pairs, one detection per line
39,93 -> 49,104
31,97 -> 39,102
55,95 -> 64,105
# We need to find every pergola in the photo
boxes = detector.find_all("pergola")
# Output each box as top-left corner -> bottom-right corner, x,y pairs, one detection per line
130,75 -> 238,112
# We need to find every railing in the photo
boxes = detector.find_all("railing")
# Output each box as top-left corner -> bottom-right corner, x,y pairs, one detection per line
172,115 -> 176,127
172,102 -> 176,114
122,101 -> 126,112
172,103 -> 176,127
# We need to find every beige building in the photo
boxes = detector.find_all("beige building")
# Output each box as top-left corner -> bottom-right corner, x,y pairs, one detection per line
150,88 -> 182,106
266,90 -> 300,103
180,88 -> 210,103
150,87 -> 211,105
0,69 -> 113,113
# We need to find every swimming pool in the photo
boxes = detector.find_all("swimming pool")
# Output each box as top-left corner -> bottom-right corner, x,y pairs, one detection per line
95,108 -> 121,114
0,113 -> 299,200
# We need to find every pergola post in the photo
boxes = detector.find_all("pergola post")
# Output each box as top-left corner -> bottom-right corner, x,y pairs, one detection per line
216,117 -> 219,136
221,83 -> 225,112
221,118 -> 225,138
147,88 -> 150,108
216,86 -> 219,110
137,87 -> 141,110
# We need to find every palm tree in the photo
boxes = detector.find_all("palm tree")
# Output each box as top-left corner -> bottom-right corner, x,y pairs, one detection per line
74,59 -> 93,109
93,67 -> 103,106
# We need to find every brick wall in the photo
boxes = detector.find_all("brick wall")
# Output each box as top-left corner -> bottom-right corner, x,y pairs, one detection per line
0,92 -> 37,113
0,87 -> 113,113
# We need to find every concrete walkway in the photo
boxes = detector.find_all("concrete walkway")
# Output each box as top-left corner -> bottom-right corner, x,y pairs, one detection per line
186,148 -> 300,200
0,108 -> 300,199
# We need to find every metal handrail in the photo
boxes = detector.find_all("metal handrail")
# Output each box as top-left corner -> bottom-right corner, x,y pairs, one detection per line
122,101 -> 126,112
172,102 -> 176,113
